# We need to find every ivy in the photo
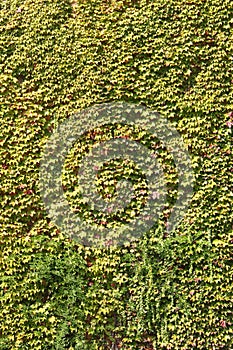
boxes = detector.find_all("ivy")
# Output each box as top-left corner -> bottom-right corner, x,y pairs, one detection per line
0,0 -> 233,349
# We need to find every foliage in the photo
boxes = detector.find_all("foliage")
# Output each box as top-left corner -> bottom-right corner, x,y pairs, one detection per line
0,0 -> 233,349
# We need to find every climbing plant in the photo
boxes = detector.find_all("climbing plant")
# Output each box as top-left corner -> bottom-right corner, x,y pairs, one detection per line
0,0 -> 232,349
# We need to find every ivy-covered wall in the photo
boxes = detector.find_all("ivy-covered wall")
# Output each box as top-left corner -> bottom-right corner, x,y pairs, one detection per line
0,0 -> 232,349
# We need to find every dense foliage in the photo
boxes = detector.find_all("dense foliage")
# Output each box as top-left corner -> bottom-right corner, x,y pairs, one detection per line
0,0 -> 232,349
